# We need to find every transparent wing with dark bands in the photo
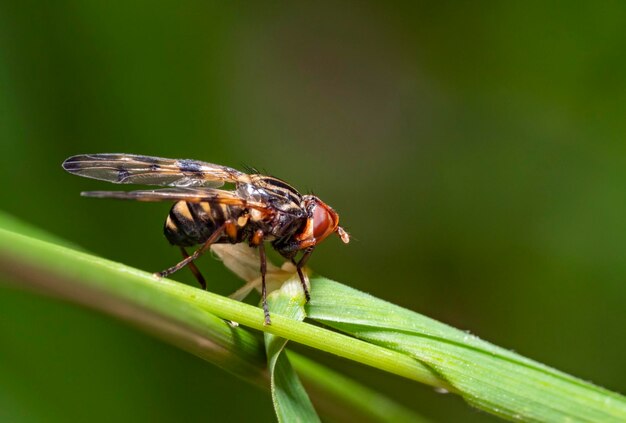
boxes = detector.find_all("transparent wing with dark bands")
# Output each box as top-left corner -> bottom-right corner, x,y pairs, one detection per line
80,188 -> 271,211
62,153 -> 249,187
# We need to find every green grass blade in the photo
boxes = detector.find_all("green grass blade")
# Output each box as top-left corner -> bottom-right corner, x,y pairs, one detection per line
306,277 -> 626,422
0,228 -> 439,387
265,277 -> 320,423
0,213 -> 429,422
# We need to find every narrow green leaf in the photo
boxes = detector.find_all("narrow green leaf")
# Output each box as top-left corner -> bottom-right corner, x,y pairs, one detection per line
0,213 -> 429,422
0,225 -> 438,386
265,276 -> 320,423
306,278 -> 626,422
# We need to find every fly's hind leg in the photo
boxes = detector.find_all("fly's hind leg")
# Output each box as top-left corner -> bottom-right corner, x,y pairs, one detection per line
157,222 -> 229,279
180,247 -> 206,289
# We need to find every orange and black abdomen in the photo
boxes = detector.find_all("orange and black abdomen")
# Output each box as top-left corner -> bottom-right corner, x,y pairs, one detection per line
164,201 -> 242,247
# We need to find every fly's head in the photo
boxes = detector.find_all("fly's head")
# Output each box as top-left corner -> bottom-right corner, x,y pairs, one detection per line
294,195 -> 350,249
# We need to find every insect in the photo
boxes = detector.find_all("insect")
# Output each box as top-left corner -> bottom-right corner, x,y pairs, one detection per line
62,153 -> 350,324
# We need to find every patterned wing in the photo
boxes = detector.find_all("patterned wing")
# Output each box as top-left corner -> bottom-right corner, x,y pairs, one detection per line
80,187 -> 271,211
62,153 -> 249,187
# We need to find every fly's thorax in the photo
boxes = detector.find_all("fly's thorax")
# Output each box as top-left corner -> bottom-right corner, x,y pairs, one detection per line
245,205 -> 303,240
238,176 -> 303,211
248,208 -> 268,224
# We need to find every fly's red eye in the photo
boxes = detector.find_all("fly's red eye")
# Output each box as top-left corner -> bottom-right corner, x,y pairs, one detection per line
312,204 -> 333,241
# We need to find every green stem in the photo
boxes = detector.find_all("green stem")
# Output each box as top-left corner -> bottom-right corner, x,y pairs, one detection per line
0,222 -> 430,422
0,227 -> 444,389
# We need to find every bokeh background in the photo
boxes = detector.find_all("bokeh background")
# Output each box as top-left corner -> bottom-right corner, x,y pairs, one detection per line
1,2 -> 625,422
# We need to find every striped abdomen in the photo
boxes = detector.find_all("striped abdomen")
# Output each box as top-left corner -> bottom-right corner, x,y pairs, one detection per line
164,201 -> 245,247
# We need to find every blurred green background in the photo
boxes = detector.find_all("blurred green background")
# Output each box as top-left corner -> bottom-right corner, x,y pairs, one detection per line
1,2 -> 625,422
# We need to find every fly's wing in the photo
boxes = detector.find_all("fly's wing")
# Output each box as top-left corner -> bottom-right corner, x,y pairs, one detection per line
81,187 -> 271,211
62,153 -> 249,187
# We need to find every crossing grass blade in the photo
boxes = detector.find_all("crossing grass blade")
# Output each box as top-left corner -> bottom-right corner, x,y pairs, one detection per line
288,352 -> 429,423
265,276 -> 320,423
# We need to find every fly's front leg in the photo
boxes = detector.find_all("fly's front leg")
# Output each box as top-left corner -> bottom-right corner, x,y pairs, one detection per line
291,247 -> 314,302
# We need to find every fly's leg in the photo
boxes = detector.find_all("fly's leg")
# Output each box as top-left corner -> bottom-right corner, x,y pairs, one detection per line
157,222 -> 228,279
291,247 -> 314,302
258,241 -> 271,325
180,247 -> 206,289
250,228 -> 271,325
